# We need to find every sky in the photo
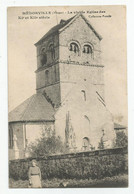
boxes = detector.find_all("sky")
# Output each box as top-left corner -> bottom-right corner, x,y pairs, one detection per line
8,5 -> 127,125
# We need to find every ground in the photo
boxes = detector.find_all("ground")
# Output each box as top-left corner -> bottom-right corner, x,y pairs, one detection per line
9,174 -> 128,188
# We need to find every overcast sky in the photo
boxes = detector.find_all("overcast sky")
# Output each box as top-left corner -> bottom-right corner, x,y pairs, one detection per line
8,6 -> 127,125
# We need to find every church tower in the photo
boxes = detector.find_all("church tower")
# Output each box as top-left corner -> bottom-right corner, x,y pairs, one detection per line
35,14 -> 104,108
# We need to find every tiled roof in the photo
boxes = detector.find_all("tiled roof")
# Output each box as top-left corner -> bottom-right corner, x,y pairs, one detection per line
8,94 -> 55,122
35,13 -> 102,46
114,123 -> 126,129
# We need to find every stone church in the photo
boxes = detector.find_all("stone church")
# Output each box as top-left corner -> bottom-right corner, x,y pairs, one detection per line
9,13 -> 118,160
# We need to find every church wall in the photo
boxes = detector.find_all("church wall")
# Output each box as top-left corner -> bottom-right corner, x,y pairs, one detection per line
59,45 -> 101,66
10,123 -> 24,150
9,122 -> 25,159
55,84 -> 115,151
60,82 -> 76,104
25,121 -> 54,145
37,83 -> 61,107
59,15 -> 101,65
95,84 -> 105,100
36,33 -> 59,69
59,63 -> 104,84
59,62 -> 105,100
36,15 -> 104,106
55,108 -> 114,151
36,63 -> 59,89
9,121 -> 55,160
58,15 -> 104,101
55,110 -> 115,151
36,61 -> 61,106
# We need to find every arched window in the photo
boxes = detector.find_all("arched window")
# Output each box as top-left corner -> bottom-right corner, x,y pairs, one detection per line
49,44 -> 55,60
83,44 -> 93,54
45,70 -> 49,85
81,90 -> 86,101
82,137 -> 89,151
69,42 -> 79,53
40,48 -> 47,66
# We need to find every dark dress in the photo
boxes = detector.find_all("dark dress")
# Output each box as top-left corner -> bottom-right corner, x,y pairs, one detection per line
28,166 -> 42,188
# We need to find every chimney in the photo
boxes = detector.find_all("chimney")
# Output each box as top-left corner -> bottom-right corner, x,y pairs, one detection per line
60,19 -> 66,24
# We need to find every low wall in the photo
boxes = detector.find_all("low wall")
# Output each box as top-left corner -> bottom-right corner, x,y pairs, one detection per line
9,147 -> 128,180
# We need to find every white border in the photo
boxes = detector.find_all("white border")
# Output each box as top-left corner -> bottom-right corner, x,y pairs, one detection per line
0,0 -> 134,194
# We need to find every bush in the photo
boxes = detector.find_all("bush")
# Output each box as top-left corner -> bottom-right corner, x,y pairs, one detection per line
98,137 -> 104,150
114,131 -> 128,148
9,147 -> 128,181
27,132 -> 68,157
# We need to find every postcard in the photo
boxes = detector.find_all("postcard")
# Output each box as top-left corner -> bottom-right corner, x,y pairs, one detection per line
8,5 -> 127,188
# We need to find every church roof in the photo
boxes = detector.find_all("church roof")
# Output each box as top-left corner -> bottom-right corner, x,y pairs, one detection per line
8,94 -> 55,122
35,13 -> 102,46
114,123 -> 126,129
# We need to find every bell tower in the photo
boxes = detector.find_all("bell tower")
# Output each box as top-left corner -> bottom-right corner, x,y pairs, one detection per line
35,14 -> 104,108
35,32 -> 61,107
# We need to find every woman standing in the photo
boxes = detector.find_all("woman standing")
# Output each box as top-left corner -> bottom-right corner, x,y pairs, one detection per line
28,159 -> 42,188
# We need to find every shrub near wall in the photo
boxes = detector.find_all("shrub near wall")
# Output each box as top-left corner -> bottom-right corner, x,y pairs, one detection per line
9,147 -> 128,180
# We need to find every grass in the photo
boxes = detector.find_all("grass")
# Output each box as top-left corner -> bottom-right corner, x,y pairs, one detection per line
9,174 -> 128,188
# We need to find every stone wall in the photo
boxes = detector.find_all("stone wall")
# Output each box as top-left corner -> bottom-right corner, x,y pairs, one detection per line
36,63 -> 60,89
36,33 -> 59,69
58,14 -> 104,100
59,15 -> 101,65
55,82 -> 115,150
9,147 -> 128,180
59,62 -> 104,100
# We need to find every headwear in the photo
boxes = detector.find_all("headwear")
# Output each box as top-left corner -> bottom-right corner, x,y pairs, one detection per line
32,159 -> 37,164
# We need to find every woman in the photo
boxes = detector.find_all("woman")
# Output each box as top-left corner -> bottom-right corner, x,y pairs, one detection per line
28,159 -> 42,188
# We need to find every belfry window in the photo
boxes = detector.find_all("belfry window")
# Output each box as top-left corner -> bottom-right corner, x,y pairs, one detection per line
45,70 -> 50,85
40,48 -> 47,66
83,44 -> 92,54
69,42 -> 79,53
49,44 -> 55,60
81,90 -> 86,101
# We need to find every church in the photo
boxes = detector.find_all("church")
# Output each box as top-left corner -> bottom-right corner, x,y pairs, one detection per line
9,13 -> 119,160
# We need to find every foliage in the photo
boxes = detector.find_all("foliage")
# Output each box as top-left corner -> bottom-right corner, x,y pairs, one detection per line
98,137 -> 105,150
9,147 -> 128,181
27,131 -> 68,157
114,131 -> 128,148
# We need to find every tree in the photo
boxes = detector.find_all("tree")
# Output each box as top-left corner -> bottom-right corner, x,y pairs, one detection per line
114,131 -> 128,148
98,129 -> 105,150
27,131 -> 68,157
98,137 -> 105,150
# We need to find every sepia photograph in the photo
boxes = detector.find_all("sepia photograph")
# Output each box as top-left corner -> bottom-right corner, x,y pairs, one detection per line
8,5 -> 128,188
